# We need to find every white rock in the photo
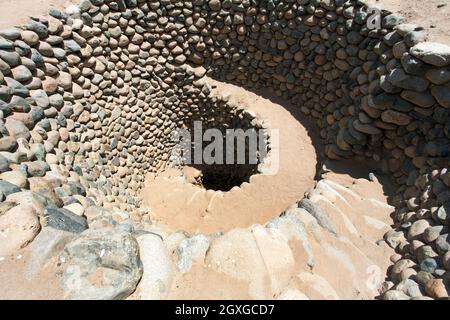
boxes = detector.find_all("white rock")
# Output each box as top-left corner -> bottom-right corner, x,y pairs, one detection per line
64,5 -> 81,19
136,233 -> 173,300
0,204 -> 40,257
0,170 -> 27,188
64,203 -> 85,217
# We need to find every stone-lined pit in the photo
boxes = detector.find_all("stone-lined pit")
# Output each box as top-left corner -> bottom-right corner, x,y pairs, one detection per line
0,0 -> 449,300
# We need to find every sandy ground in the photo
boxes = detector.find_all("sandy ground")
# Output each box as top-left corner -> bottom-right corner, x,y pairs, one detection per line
0,248 -> 65,299
366,0 -> 450,43
0,0 -> 449,44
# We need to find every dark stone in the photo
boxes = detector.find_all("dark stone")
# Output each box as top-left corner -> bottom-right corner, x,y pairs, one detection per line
0,87 -> 11,102
436,234 -> 450,254
63,40 -> 81,53
387,68 -> 429,92
0,38 -> 13,50
26,20 -> 48,39
30,106 -> 45,122
4,77 -> 29,97
420,258 -> 438,273
371,92 -> 396,109
401,54 -> 424,76
347,31 -> 363,45
0,29 -> 21,40
43,208 -> 88,233
400,90 -> 435,108
14,40 -> 31,56
426,68 -> 450,85
30,48 -> 45,67
431,86 -> 450,108
48,7 -> 64,19
9,95 -> 31,113
0,50 -> 20,67
404,31 -> 425,47
0,179 -> 21,196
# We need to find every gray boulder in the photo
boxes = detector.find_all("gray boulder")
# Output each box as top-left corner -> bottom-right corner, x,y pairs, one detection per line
61,228 -> 143,300
410,42 -> 450,67
176,234 -> 210,273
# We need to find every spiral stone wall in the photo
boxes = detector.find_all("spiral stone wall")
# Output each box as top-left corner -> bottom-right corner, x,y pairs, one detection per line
0,0 -> 449,299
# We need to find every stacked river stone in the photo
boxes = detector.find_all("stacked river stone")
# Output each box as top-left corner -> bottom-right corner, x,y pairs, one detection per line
0,0 -> 449,299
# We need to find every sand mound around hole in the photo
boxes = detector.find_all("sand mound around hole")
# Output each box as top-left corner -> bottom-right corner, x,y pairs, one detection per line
140,79 -> 317,234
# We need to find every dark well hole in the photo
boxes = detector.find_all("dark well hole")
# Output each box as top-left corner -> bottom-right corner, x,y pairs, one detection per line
191,163 -> 260,192
186,129 -> 267,191
175,105 -> 269,192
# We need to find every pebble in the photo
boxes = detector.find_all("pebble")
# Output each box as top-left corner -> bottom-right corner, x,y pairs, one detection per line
64,202 -> 85,217
11,65 -> 32,83
0,50 -> 20,67
408,219 -> 431,241
443,251 -> 450,270
0,29 -> 21,40
21,31 -> 39,46
424,225 -> 448,243
0,137 -> 17,152
383,290 -> 410,300
435,234 -> 450,254
425,279 -> 449,299
0,170 -> 27,188
5,118 -> 30,140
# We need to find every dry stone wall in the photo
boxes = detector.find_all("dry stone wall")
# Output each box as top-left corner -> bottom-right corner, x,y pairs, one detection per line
0,0 -> 449,299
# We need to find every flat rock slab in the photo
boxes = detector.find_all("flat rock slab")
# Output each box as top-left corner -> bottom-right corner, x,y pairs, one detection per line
43,208 -> 88,233
410,42 -> 450,67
